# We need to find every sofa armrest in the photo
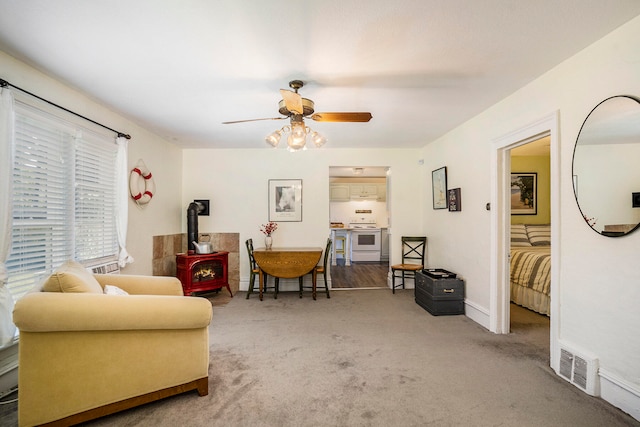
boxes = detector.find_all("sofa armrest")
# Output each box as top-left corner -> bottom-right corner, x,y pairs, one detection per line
93,274 -> 184,296
13,292 -> 212,333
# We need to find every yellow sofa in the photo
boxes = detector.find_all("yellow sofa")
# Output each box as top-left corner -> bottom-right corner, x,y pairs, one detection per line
12,261 -> 213,427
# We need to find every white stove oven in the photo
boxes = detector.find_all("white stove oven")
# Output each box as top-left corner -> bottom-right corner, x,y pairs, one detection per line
349,217 -> 381,262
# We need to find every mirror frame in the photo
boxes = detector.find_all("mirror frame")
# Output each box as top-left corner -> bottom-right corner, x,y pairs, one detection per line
571,95 -> 640,237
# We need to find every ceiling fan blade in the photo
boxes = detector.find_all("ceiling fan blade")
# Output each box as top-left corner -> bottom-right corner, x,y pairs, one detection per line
310,112 -> 373,122
280,89 -> 304,115
222,117 -> 286,124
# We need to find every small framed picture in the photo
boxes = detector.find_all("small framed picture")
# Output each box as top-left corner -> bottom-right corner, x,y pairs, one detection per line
269,179 -> 302,222
448,188 -> 461,212
510,172 -> 537,215
432,167 -> 447,209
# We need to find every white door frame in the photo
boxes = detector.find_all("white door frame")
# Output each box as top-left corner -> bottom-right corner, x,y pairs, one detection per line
490,111 -> 561,368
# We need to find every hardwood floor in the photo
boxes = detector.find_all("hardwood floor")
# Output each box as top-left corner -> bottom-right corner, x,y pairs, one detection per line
330,259 -> 389,288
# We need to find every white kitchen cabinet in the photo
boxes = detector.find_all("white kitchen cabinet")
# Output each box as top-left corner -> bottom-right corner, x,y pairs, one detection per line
349,184 -> 378,199
330,184 -> 350,201
377,184 -> 386,202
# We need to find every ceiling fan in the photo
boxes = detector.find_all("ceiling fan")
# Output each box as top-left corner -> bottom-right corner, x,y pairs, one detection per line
222,80 -> 372,150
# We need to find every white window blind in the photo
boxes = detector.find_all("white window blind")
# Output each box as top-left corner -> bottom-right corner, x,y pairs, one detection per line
6,101 -> 118,300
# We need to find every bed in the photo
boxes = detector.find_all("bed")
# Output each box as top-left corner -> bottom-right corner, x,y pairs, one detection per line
510,224 -> 551,316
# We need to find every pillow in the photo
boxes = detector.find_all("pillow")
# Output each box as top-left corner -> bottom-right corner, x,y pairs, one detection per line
527,224 -> 551,246
104,285 -> 129,296
510,224 -> 532,247
41,260 -> 104,293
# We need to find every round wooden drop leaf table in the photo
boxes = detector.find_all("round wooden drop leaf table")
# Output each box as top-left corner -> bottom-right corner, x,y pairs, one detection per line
252,247 -> 323,300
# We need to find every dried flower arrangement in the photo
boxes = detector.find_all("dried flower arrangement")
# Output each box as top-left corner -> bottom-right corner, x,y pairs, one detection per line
260,221 -> 278,236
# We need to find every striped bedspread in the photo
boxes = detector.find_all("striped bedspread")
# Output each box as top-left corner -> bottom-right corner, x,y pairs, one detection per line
510,246 -> 551,296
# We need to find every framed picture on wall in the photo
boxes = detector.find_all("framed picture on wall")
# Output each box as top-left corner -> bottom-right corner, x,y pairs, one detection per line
269,179 -> 302,222
448,188 -> 461,212
510,172 -> 537,215
432,167 -> 447,209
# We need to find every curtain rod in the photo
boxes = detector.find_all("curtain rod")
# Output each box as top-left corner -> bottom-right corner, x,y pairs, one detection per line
0,78 -> 131,140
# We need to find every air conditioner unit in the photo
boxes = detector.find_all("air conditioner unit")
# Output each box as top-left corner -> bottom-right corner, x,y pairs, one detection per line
558,343 -> 599,396
86,260 -> 120,275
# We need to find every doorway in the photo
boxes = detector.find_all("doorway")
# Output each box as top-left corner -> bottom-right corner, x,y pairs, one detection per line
329,166 -> 390,289
490,111 -> 560,370
509,137 -> 552,359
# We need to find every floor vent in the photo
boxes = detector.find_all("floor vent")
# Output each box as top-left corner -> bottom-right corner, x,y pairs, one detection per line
87,261 -> 120,275
558,344 -> 599,396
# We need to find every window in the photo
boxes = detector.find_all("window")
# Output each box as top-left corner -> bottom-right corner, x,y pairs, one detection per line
6,100 -> 118,300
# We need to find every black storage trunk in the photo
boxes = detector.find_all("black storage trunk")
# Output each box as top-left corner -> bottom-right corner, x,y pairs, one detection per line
415,269 -> 465,316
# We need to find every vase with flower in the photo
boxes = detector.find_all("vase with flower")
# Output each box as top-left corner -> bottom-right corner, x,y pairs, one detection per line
260,221 -> 278,249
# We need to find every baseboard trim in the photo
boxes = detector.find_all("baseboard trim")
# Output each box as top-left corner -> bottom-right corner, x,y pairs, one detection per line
599,368 -> 640,421
39,377 -> 208,426
464,300 -> 490,330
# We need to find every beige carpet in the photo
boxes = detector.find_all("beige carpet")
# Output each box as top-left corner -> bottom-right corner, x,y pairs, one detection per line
5,290 -> 639,426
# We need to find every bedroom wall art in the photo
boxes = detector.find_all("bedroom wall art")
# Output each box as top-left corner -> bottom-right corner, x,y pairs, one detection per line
510,173 -> 537,215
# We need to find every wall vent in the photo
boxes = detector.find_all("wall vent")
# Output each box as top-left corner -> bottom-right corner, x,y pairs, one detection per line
559,348 -> 573,380
558,344 -> 599,396
87,261 -> 120,275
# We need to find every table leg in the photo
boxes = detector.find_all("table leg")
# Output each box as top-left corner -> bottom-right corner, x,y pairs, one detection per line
312,268 -> 317,300
258,268 -> 264,301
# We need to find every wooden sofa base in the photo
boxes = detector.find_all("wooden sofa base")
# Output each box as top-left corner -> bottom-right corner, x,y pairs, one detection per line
39,377 -> 209,427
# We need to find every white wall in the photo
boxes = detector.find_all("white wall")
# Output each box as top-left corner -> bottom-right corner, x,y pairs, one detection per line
0,50 -> 184,276
421,15 -> 640,418
182,148 -> 422,289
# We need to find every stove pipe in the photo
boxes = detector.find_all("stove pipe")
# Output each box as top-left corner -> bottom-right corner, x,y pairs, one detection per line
187,202 -> 200,252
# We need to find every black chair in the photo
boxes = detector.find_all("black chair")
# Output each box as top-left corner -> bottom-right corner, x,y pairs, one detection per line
246,238 -> 278,299
391,236 -> 427,294
299,238 -> 332,300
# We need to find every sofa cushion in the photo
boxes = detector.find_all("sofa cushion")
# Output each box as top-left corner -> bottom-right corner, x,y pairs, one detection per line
42,260 -> 103,294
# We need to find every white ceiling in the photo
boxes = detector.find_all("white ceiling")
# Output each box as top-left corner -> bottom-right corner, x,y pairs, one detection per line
1,1 -> 640,150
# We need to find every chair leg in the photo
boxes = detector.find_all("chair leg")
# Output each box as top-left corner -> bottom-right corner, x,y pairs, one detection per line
392,268 -> 396,294
299,277 -> 303,298
247,273 -> 255,299
402,271 -> 406,290
324,271 -> 330,298
274,277 -> 279,299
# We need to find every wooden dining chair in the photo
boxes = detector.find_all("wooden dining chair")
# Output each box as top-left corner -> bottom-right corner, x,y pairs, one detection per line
299,238 -> 332,300
245,238 -> 278,299
391,236 -> 427,294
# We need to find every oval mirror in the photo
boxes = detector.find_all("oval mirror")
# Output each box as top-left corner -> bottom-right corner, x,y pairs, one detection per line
572,95 -> 640,237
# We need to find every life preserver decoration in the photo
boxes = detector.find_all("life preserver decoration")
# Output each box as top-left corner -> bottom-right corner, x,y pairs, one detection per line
129,159 -> 155,206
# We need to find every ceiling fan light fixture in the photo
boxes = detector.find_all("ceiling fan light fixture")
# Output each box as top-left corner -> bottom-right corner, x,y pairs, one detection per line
287,136 -> 306,151
265,129 -> 283,147
310,131 -> 327,147
230,80 -> 372,150
287,123 -> 307,151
